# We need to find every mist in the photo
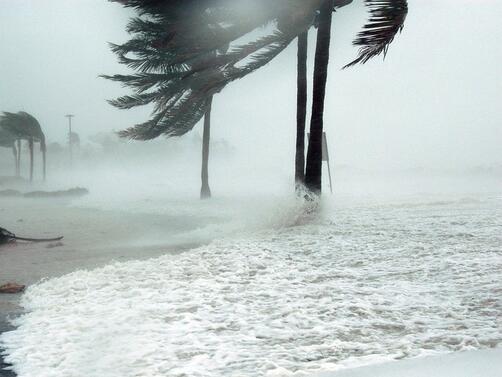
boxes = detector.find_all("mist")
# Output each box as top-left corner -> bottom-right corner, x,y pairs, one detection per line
0,2 -> 501,377
1,0 -> 500,178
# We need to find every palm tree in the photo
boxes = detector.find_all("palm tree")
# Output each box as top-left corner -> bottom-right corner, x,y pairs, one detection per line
106,1 -> 315,198
304,0 -> 335,194
295,0 -> 353,192
0,112 -> 47,182
305,0 -> 408,195
108,0 -> 407,197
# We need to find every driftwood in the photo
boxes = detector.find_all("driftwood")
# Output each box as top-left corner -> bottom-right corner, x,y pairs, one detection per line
0,283 -> 25,294
0,226 -> 63,244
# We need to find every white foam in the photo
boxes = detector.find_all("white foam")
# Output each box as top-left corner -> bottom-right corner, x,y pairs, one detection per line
1,197 -> 501,377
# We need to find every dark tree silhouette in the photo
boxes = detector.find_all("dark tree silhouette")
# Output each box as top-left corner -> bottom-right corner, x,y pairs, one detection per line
108,0 -> 408,197
295,31 -> 308,190
106,1 -> 317,198
0,112 -> 46,181
305,0 -> 334,195
295,0 -> 353,192
305,0 -> 408,195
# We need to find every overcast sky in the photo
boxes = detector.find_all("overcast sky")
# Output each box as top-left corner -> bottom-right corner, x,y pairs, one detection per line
0,0 -> 501,171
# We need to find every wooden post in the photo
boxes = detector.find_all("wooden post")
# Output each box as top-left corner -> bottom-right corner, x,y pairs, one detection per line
307,132 -> 333,194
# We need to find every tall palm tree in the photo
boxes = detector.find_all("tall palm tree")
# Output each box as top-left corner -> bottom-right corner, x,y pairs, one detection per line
106,0 -> 315,198
305,0 -> 408,194
304,0 -> 335,194
295,0 -> 353,192
109,0 -> 407,197
0,112 -> 47,182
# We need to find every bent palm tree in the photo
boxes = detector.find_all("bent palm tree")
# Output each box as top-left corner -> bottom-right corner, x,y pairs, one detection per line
108,1 -> 321,197
108,0 -> 407,196
0,112 -> 47,181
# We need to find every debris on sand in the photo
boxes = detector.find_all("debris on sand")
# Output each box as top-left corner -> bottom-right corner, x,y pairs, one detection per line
0,283 -> 25,294
0,226 -> 63,245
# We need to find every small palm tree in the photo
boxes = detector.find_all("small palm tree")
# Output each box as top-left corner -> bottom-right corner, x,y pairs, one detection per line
0,112 -> 47,181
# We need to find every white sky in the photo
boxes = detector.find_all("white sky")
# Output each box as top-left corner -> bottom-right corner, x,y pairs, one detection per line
0,0 -> 501,171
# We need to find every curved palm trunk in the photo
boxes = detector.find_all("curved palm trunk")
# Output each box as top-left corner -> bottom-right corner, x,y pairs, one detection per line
200,96 -> 213,200
29,137 -> 34,182
295,31 -> 308,192
305,0 -> 334,195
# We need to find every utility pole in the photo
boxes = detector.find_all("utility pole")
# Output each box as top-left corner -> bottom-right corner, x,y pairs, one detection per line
65,114 -> 74,167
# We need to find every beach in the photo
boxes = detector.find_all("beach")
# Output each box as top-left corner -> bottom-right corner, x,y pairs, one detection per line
1,189 -> 500,377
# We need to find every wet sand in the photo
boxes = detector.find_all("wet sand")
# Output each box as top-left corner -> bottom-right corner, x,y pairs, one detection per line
0,196 -> 208,376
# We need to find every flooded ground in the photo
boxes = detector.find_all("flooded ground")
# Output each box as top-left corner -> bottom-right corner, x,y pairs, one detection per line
1,191 -> 500,377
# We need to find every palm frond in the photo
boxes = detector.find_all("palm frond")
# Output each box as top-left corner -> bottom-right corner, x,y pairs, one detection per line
344,0 -> 408,68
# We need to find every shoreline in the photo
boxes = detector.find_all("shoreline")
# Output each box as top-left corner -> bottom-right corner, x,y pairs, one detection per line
0,320 -> 15,377
0,197 -> 215,377
1,194 -> 500,376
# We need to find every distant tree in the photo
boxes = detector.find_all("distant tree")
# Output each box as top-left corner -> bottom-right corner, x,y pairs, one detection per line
0,112 -> 47,181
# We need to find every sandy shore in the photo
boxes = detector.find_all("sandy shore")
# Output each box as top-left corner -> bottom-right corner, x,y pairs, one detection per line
0,195 -> 211,377
0,196 -> 210,317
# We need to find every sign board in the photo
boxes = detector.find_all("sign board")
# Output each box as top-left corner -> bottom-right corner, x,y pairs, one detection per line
307,132 -> 333,193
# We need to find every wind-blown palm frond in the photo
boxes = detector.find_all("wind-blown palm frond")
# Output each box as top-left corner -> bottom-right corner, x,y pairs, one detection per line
344,0 -> 408,68
108,0 -> 395,140
0,111 -> 46,151
106,1 -> 317,141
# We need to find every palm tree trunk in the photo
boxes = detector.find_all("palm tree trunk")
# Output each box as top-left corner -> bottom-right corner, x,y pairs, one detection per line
200,96 -> 213,200
41,139 -> 46,181
29,138 -> 34,182
295,31 -> 308,191
16,139 -> 21,177
12,144 -> 18,176
305,0 -> 334,195
42,147 -> 46,181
